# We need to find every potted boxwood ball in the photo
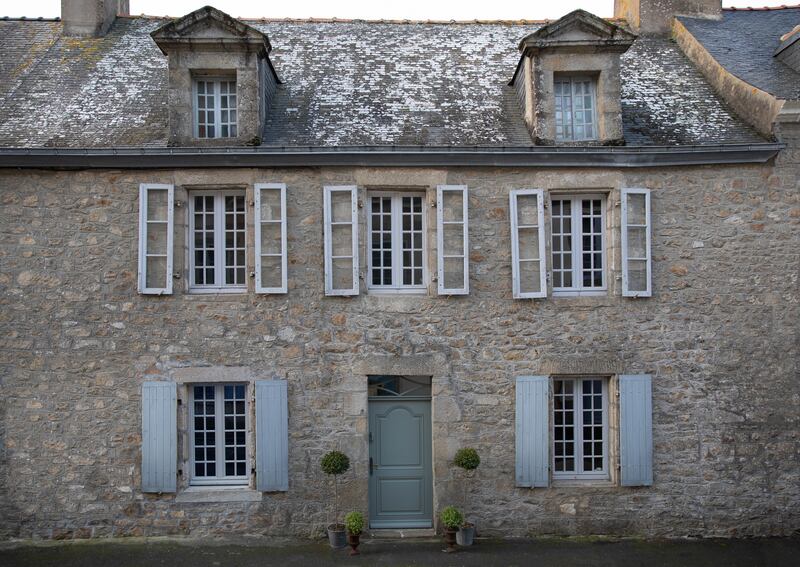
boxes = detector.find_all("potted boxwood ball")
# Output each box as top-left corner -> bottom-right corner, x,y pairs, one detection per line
321,450 -> 350,549
344,511 -> 365,556
453,447 -> 480,546
440,506 -> 463,553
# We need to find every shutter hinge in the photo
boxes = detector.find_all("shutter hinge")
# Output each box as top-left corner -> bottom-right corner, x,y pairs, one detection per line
175,200 -> 183,208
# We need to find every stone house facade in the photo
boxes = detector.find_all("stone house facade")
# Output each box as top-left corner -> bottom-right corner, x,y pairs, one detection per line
0,0 -> 798,540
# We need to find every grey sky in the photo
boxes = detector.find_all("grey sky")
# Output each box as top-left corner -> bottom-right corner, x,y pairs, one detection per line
1,1 -> 791,20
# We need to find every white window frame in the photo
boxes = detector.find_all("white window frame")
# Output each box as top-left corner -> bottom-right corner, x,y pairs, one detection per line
366,191 -> 428,294
436,185 -> 469,295
550,194 -> 607,297
254,183 -> 288,294
323,185 -> 359,296
187,190 -> 247,294
621,188 -> 652,298
138,183 -> 174,295
510,189 -> 547,299
552,376 -> 609,481
193,77 -> 238,139
189,383 -> 250,487
554,74 -> 598,142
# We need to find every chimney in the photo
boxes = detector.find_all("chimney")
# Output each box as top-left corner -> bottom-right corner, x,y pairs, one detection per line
614,1 -> 721,35
61,0 -> 130,37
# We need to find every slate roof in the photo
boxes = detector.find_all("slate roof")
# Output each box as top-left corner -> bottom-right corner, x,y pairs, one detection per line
678,7 -> 800,100
0,15 -> 767,148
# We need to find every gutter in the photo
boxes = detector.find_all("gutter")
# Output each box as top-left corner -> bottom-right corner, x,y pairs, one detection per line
0,144 -> 783,169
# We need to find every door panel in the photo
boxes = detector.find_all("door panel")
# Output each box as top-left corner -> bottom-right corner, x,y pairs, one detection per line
369,400 -> 432,528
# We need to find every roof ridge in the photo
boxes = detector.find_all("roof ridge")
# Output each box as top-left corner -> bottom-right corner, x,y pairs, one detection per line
723,4 -> 800,11
116,14 -> 628,26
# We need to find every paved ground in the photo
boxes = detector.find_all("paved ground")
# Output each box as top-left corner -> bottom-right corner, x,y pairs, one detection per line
1,536 -> 799,566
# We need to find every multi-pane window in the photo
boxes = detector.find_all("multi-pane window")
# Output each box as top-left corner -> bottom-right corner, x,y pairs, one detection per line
554,76 -> 597,142
190,384 -> 248,485
195,78 -> 238,139
367,193 -> 426,291
551,195 -> 606,295
189,191 -> 246,292
553,377 -> 608,480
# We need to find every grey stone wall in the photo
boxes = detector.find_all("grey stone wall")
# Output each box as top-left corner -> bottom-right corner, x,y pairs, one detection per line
616,0 -> 721,35
0,148 -> 798,540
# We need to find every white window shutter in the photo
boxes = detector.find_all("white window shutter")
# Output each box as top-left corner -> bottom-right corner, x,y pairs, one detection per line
141,381 -> 177,493
619,374 -> 653,487
255,380 -> 289,492
437,185 -> 469,295
323,186 -> 359,296
621,188 -> 652,297
255,183 -> 288,294
510,189 -> 547,299
515,376 -> 550,488
138,183 -> 174,295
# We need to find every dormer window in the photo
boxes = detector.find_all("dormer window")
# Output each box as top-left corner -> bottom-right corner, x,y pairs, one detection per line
554,75 -> 597,142
151,6 -> 281,146
195,78 -> 238,139
510,10 -> 635,146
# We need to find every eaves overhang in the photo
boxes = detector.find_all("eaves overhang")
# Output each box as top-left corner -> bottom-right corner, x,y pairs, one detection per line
0,144 -> 783,170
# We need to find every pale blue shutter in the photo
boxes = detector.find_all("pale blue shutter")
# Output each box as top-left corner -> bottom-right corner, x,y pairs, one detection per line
256,380 -> 289,491
619,374 -> 653,486
141,381 -> 177,493
515,376 -> 549,487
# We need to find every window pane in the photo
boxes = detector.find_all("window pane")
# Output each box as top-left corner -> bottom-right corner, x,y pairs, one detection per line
192,388 -> 216,478
441,191 -> 463,222
330,191 -> 353,223
580,199 -> 603,289
627,259 -> 648,292
553,379 -> 575,473
145,257 -> 167,289
223,383 -> 247,478
260,190 -> 282,221
443,257 -> 465,290
146,189 -> 169,221
369,197 -> 392,286
551,199 -> 573,289
261,255 -> 283,289
442,223 -> 464,256
332,257 -> 354,290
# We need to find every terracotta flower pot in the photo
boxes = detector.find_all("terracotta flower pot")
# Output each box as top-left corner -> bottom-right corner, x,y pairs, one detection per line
347,533 -> 361,555
443,527 -> 458,553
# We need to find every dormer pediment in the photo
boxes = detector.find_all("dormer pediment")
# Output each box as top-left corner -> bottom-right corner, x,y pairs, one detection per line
519,10 -> 636,54
151,5 -> 271,55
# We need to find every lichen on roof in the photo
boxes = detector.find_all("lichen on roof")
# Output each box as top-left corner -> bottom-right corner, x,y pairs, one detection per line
0,16 -> 767,148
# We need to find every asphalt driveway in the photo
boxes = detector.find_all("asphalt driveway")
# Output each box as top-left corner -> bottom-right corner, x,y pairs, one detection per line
1,536 -> 799,566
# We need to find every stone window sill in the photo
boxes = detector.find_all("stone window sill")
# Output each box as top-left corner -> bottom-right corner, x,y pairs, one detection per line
175,486 -> 262,503
551,479 -> 616,488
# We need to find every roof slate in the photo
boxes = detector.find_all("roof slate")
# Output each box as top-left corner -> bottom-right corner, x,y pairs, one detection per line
0,16 -> 766,148
678,7 -> 800,100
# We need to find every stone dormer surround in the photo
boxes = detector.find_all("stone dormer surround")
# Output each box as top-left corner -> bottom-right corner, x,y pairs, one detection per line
511,10 -> 636,146
151,6 -> 281,147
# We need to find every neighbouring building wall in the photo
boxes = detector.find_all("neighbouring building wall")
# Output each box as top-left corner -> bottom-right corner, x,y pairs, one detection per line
672,18 -> 784,138
0,151 -> 798,539
615,0 -> 721,34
